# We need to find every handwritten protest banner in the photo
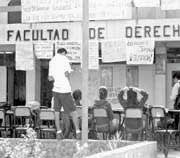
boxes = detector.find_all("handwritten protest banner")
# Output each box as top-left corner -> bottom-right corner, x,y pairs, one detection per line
101,40 -> 126,62
22,0 -> 132,23
126,40 -> 154,65
55,41 -> 81,63
16,43 -> 34,70
34,42 -> 53,59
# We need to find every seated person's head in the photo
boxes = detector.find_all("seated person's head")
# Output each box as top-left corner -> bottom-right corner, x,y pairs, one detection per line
173,72 -> 180,85
73,89 -> 82,102
127,88 -> 138,105
99,86 -> 108,100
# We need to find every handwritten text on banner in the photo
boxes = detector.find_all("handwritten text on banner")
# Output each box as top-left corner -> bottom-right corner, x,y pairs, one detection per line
126,40 -> 155,65
21,0 -> 132,22
55,41 -> 81,63
34,42 -> 53,59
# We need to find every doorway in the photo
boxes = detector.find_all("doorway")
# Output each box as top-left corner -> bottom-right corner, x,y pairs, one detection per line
166,47 -> 180,108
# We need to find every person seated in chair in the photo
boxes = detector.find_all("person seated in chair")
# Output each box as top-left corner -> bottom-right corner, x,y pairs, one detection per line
92,86 -> 119,135
118,87 -> 148,140
73,89 -> 82,107
118,87 -> 148,110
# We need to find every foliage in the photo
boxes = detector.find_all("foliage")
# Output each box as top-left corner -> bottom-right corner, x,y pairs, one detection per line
0,128 -> 46,158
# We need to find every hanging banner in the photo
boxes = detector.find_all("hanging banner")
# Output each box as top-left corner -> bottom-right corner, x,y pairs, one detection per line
161,0 -> 180,10
126,40 -> 154,65
101,40 -> 126,62
16,43 -> 34,70
133,0 -> 160,7
88,41 -> 99,70
21,0 -> 132,23
55,41 -> 81,63
34,42 -> 53,59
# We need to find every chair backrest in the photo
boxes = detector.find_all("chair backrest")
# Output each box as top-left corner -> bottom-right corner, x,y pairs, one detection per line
93,108 -> 108,117
124,108 -> 144,132
92,107 -> 110,132
14,106 -> 31,117
150,106 -> 167,130
150,106 -> 166,118
125,108 -> 143,118
39,109 -> 55,121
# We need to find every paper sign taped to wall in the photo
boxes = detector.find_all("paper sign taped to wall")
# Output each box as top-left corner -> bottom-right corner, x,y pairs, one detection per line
55,41 -> 81,63
34,42 -> 53,59
126,40 -> 154,65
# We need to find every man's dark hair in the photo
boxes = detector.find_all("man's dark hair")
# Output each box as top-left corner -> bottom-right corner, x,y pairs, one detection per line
73,89 -> 82,101
57,48 -> 67,54
99,86 -> 108,100
173,72 -> 180,80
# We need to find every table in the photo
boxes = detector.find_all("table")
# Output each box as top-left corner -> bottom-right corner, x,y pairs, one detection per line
166,109 -> 180,150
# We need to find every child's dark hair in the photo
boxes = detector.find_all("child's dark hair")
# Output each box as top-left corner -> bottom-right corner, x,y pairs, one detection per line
99,86 -> 108,100
57,48 -> 67,54
73,89 -> 82,101
173,72 -> 180,80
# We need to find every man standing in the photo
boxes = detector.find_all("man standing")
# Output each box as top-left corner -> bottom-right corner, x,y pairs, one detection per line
170,72 -> 180,129
48,48 -> 80,139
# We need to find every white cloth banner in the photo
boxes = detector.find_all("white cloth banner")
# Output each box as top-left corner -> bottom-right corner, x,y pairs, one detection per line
16,43 -> 34,70
126,40 -> 154,65
133,0 -> 160,7
34,42 -> 53,59
55,41 -> 81,63
101,40 -> 126,62
22,0 -> 132,23
89,41 -> 99,70
161,0 -> 180,10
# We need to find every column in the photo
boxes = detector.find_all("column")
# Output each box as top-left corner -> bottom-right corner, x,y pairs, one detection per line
26,59 -> 41,103
154,42 -> 167,106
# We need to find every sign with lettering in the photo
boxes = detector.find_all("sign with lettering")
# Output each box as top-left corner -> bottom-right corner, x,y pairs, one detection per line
124,19 -> 180,40
101,40 -> 126,62
126,40 -> 154,65
1,23 -> 105,43
55,41 -> 81,63
22,0 -> 132,23
34,42 -> 53,59
161,0 -> 180,10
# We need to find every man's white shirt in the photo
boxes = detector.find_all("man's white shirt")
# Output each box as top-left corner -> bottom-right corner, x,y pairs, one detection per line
170,80 -> 180,101
49,54 -> 72,93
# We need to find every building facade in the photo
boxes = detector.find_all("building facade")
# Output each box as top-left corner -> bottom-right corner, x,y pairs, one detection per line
0,0 -> 180,109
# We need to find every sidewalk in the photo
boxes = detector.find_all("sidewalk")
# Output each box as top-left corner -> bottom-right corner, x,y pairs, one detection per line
157,150 -> 180,158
